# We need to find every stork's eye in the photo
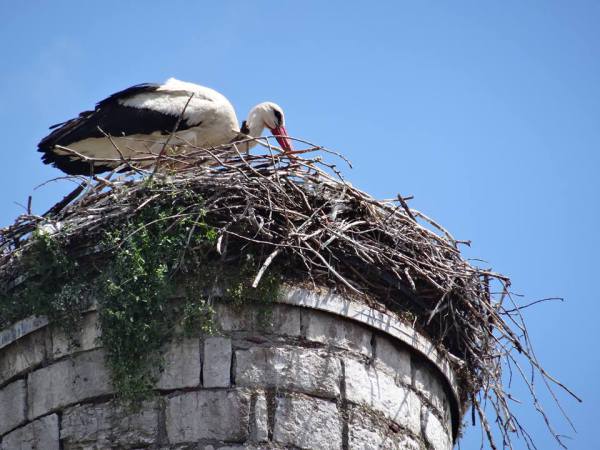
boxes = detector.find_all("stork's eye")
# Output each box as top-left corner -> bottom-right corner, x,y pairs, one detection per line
272,109 -> 283,126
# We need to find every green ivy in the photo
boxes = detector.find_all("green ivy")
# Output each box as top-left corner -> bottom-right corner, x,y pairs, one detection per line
0,230 -> 88,334
0,183 -> 281,406
97,196 -> 216,404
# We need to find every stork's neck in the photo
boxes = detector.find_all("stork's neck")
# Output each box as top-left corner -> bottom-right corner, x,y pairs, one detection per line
238,105 -> 266,151
246,105 -> 268,138
247,121 -> 266,139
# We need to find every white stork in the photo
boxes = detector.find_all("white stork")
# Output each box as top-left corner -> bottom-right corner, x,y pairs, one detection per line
38,78 -> 293,174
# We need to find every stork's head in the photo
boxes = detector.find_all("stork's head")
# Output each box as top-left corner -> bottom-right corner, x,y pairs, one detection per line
244,102 -> 293,152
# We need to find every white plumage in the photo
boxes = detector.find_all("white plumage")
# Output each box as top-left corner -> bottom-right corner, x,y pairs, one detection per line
38,78 -> 292,174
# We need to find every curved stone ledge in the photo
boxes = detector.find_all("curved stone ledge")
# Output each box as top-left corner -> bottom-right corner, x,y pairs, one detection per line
279,287 -> 460,408
0,316 -> 48,351
0,289 -> 460,450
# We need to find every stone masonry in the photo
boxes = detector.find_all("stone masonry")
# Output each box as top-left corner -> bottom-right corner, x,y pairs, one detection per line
0,288 -> 459,449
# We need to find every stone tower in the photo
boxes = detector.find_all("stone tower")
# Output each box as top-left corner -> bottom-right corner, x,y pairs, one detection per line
0,282 -> 460,449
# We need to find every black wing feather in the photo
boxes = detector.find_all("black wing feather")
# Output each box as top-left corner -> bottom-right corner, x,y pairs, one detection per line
38,82 -> 197,174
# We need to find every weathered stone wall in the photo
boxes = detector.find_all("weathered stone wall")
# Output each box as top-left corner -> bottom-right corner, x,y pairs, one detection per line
0,288 -> 459,449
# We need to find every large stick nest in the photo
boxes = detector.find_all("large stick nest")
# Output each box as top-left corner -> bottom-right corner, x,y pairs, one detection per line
0,137 -> 577,449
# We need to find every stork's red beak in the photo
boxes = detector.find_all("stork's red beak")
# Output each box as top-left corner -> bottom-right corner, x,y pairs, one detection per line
271,126 -> 293,153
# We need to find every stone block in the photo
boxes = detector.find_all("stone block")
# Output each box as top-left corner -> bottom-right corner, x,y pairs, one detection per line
215,447 -> 277,450
157,338 -> 201,390
51,312 -> 101,359
61,400 -> 158,449
27,349 -> 113,420
0,379 -> 26,435
159,443 -> 274,450
0,330 -> 47,386
1,413 -> 59,450
0,316 -> 48,351
422,407 -> 452,450
345,359 -> 421,435
413,360 -> 450,423
251,394 -> 268,442
166,390 -> 250,443
215,303 -> 301,337
374,335 -> 412,385
203,336 -> 231,388
303,310 -> 372,356
273,395 -> 342,449
347,405 -> 421,450
235,346 -> 341,398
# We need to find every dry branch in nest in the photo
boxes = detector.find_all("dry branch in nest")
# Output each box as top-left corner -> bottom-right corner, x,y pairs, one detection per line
0,136 -> 579,449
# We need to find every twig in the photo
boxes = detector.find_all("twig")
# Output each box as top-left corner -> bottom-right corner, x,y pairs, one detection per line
43,184 -> 85,217
251,248 -> 281,288
149,92 -> 195,181
397,194 -> 416,222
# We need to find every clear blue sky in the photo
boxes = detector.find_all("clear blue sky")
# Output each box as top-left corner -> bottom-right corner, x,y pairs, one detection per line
1,2 -> 598,448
